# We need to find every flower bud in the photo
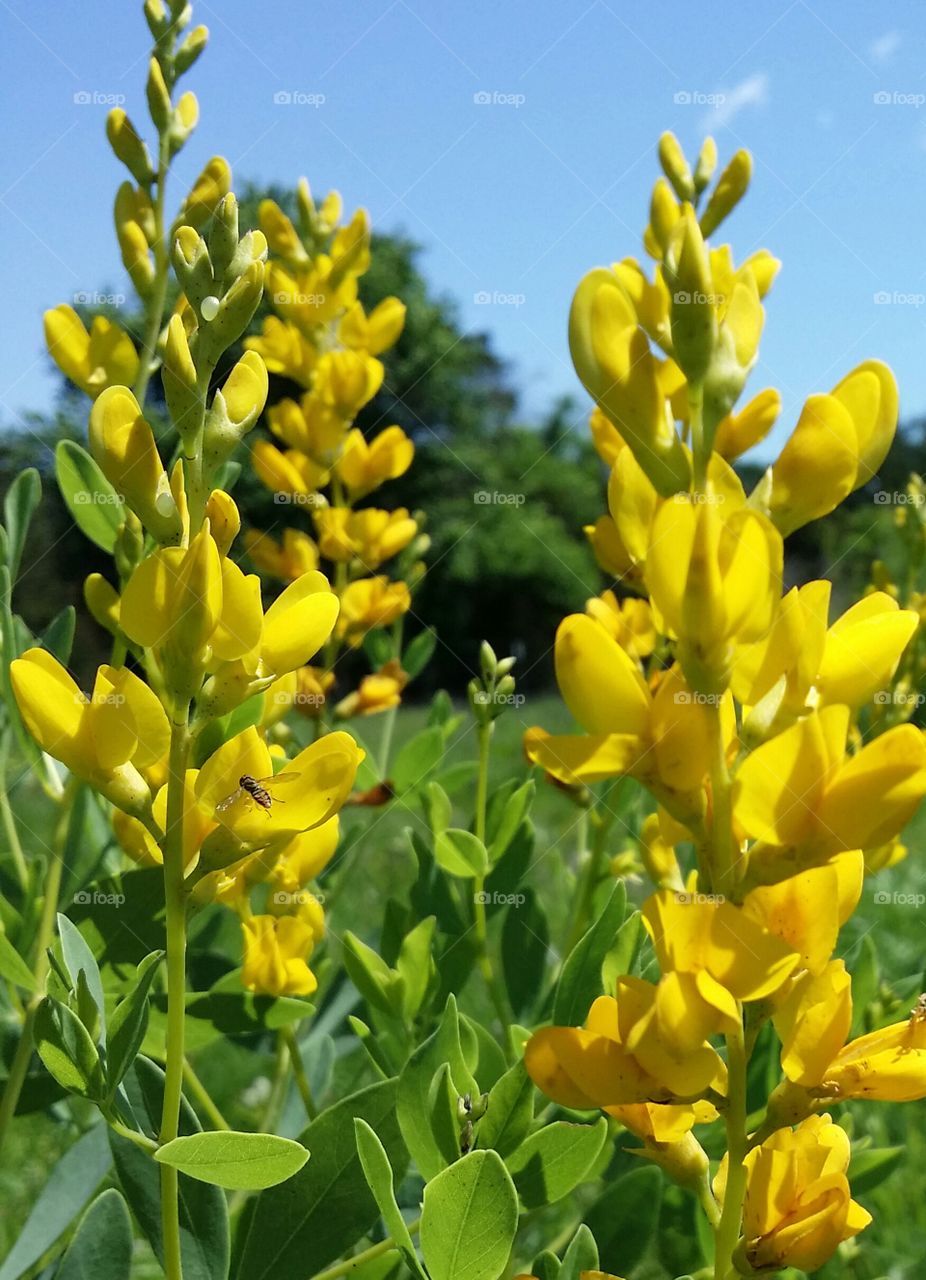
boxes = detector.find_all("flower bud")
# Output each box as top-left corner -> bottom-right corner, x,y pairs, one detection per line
162,313 -> 201,437
658,132 -> 694,202
90,387 -> 182,544
146,57 -> 172,132
205,489 -> 240,556
106,109 -> 153,185
198,261 -> 264,363
179,156 -> 231,230
203,351 -> 269,469
209,193 -> 239,279
693,136 -> 717,194
699,148 -> 751,238
664,206 -> 716,383
174,24 -> 208,75
169,91 -> 199,153
172,226 -> 214,309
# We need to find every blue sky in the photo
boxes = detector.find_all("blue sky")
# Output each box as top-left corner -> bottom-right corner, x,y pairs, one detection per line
3,0 -> 926,461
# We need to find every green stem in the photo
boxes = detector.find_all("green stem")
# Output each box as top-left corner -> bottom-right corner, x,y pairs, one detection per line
160,713 -> 192,1280
310,1218 -> 421,1280
133,133 -> 171,408
471,721 -> 510,1044
0,751 -> 29,891
713,1015 -> 748,1280
707,702 -> 736,895
182,1058 -> 230,1131
283,1026 -> 318,1121
109,1118 -> 159,1153
565,780 -> 621,951
0,780 -> 74,1155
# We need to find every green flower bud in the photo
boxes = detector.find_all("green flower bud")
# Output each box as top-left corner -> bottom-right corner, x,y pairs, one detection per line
198,261 -> 264,363
106,109 -> 153,186
209,193 -> 239,279
174,24 -> 208,76
658,131 -> 694,202
699,148 -> 751,238
146,57 -> 172,133
665,206 -> 716,384
172,226 -> 214,308
479,639 -> 498,684
143,0 -> 169,38
693,137 -> 717,195
163,315 -> 201,439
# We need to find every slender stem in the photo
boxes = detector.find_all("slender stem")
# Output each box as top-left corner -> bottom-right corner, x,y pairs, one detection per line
133,133 -> 171,408
565,780 -> 621,951
283,1026 -> 318,1121
689,381 -> 707,491
713,1015 -> 748,1280
182,1058 -> 230,1131
109,1118 -> 159,1153
0,780 -> 73,1155
376,618 -> 404,778
0,752 -> 29,891
707,701 -> 735,895
160,713 -> 191,1280
697,1168 -> 722,1229
471,721 -> 510,1044
310,1219 -> 421,1280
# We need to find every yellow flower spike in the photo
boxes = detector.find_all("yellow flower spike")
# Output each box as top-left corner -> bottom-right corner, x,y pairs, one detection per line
313,349 -> 384,420
44,306 -> 139,400
642,890 -> 799,1003
251,440 -> 329,498
314,507 -> 418,568
88,386 -> 182,542
258,198 -> 308,264
713,387 -> 780,460
830,359 -> 898,486
336,425 -> 414,500
742,853 -> 863,976
105,108 -> 153,185
242,528 -> 318,582
825,1000 -> 926,1100
734,707 -> 926,856
335,660 -> 408,719
337,577 -> 411,646
773,961 -> 854,1087
261,570 -> 340,675
245,317 -> 317,387
698,148 -> 751,238
338,297 -> 407,356
10,649 -> 162,815
569,268 -> 690,495
585,591 -> 655,659
269,816 -> 340,894
816,591 -> 918,708
241,915 -> 318,997
725,1115 -> 871,1274
204,490 -> 240,558
179,155 -> 232,230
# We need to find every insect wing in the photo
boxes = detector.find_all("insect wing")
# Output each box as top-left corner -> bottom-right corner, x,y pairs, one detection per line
215,786 -> 244,813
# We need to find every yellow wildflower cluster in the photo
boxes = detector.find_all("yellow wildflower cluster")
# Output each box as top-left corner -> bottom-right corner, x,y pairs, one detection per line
243,188 -> 425,721
524,133 -> 926,1276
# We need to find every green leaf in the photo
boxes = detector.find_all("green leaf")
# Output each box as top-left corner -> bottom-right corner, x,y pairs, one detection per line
54,1188 -> 133,1280
428,1062 -> 464,1167
40,605 -> 77,664
553,882 -> 627,1025
558,1224 -> 598,1280
363,628 -> 395,668
601,908 -> 642,993
391,727 -> 444,793
488,779 -> 534,863
434,828 -> 488,878
193,692 -> 266,768
501,887 -> 549,1019
57,913 -> 106,1039
109,1057 -> 228,1280
55,440 -> 122,553
343,931 -> 403,1016
0,928 -> 36,991
403,627 -> 437,679
232,1078 -> 408,1280
34,996 -> 105,1100
423,781 -> 452,836
476,1060 -> 534,1158
850,933 -> 880,1036
586,1165 -> 662,1275
0,1125 -> 111,1280
506,1118 -> 608,1208
395,916 -> 436,1019
155,1131 -> 309,1190
2,467 -> 41,581
106,949 -> 164,1092
849,1145 -> 905,1194
420,1150 -> 518,1280
354,1118 -> 427,1280
397,995 -> 478,1180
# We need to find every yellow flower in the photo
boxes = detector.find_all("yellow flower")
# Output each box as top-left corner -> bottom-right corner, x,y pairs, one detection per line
10,649 -> 168,814
266,259 -> 357,329
588,407 -> 626,467
773,960 -> 854,1087
338,298 -> 406,355
269,816 -> 340,896
337,577 -> 411,646
713,387 -> 780,461
251,440 -> 329,498
44,305 -> 138,398
245,317 -> 317,388
314,507 -> 417,567
313,349 -> 384,421
335,661 -> 408,719
823,998 -> 926,1100
719,1115 -> 871,1273
645,491 -> 782,693
266,394 -> 347,466
243,528 -> 319,582
335,426 -> 414,500
241,914 -> 320,997
733,704 -> 926,857
585,591 -> 655,659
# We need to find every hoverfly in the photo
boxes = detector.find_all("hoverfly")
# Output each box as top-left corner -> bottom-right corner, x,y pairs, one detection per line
216,772 -> 298,816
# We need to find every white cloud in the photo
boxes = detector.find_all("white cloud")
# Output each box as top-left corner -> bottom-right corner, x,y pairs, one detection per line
701,73 -> 769,130
870,30 -> 901,64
